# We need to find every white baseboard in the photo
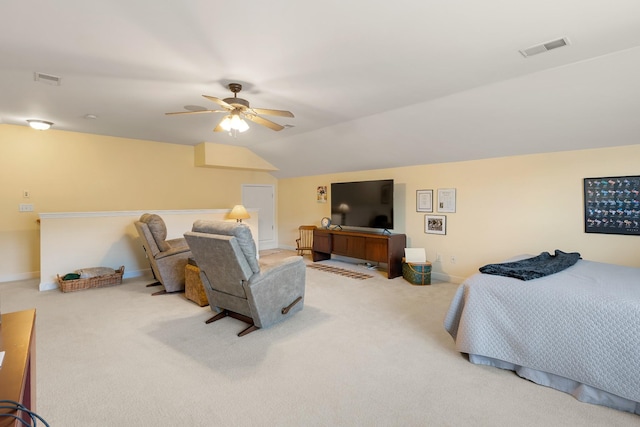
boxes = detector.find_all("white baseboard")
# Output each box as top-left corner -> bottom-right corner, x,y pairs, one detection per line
0,271 -> 40,284
39,281 -> 59,292
431,271 -> 465,284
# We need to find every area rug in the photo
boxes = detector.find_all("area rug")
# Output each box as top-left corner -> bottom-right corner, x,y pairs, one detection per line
307,263 -> 373,280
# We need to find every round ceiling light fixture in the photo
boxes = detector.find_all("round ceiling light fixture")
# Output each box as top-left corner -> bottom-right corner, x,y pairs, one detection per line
27,119 -> 54,130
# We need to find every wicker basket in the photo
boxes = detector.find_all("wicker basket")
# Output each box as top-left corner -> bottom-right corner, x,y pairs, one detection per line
57,266 -> 125,293
402,260 -> 432,285
185,262 -> 209,307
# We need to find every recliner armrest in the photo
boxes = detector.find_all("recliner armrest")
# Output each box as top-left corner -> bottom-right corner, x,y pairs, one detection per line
244,256 -> 306,328
155,242 -> 191,260
255,256 -> 303,278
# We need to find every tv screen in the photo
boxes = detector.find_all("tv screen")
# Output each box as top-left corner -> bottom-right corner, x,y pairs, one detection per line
331,179 -> 394,230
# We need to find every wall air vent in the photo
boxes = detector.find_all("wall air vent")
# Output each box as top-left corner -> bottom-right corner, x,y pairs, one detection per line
519,37 -> 570,58
34,72 -> 61,86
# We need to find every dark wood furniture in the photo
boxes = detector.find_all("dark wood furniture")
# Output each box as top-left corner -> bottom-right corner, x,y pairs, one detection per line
312,229 -> 406,279
0,309 -> 36,427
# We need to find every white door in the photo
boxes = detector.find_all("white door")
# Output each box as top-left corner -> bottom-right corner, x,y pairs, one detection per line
242,184 -> 276,250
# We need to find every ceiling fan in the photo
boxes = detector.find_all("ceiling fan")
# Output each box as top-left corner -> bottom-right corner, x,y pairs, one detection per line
165,83 -> 294,132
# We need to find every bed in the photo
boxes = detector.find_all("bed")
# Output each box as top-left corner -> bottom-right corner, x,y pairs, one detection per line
444,254 -> 640,414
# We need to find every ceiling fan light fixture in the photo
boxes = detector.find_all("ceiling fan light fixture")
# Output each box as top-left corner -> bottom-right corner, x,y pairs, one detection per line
235,116 -> 249,133
221,114 -> 249,133
27,119 -> 53,130
231,114 -> 242,128
220,115 -> 232,132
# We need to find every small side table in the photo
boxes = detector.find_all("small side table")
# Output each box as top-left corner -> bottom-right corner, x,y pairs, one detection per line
185,258 -> 209,306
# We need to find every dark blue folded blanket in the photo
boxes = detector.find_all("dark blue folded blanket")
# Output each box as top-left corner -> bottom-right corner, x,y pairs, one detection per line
479,250 -> 581,281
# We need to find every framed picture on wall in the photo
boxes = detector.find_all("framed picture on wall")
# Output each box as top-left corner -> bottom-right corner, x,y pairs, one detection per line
425,214 -> 446,235
583,175 -> 640,236
317,186 -> 327,203
437,188 -> 456,213
416,189 -> 433,212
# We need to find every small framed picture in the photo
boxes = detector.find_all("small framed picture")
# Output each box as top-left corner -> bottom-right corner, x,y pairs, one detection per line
425,215 -> 446,235
437,188 -> 456,213
416,189 -> 433,212
317,186 -> 327,203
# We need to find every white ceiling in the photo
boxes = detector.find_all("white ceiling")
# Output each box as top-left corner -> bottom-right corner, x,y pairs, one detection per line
2,1 -> 640,178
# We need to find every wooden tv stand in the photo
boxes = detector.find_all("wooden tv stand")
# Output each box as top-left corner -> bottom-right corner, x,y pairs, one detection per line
312,229 -> 406,279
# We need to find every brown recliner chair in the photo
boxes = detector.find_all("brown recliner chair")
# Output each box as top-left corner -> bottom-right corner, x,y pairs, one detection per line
134,213 -> 192,295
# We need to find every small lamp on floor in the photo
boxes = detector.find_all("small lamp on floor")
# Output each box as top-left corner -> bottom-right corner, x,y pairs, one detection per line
229,205 -> 250,223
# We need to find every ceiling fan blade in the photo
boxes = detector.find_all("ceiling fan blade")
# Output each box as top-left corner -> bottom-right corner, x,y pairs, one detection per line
165,109 -> 225,116
251,108 -> 294,118
244,114 -> 285,131
202,95 -> 233,110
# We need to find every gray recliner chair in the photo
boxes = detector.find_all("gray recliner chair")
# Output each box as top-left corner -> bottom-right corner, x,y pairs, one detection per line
184,220 -> 306,337
135,213 -> 192,295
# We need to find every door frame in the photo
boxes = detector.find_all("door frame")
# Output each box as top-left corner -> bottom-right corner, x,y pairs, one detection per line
242,184 -> 277,250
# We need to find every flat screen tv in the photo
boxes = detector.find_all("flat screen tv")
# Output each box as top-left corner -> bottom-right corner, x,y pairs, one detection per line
331,179 -> 394,230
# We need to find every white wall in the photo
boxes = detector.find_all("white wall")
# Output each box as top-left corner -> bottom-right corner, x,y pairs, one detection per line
39,209 -> 259,291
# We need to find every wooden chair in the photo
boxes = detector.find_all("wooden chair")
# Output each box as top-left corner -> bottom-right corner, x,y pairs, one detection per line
296,225 -> 317,256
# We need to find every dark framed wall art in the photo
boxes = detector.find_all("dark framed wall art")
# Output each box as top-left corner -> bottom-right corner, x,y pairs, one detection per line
583,175 -> 640,236
425,214 -> 446,235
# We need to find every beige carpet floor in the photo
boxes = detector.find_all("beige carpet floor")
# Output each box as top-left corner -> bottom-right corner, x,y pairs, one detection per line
0,251 -> 637,426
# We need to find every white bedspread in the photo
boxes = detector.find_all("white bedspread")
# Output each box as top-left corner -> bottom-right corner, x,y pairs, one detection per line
444,259 -> 640,405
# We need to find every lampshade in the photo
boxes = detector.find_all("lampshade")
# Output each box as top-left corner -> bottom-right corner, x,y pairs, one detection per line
27,120 -> 53,130
220,114 -> 249,133
338,203 -> 351,213
229,205 -> 250,222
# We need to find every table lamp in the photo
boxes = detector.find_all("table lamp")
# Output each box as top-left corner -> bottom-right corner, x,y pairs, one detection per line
229,205 -> 250,222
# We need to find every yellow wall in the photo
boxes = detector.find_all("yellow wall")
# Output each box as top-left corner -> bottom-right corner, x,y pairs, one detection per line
279,144 -> 640,282
3,121 -> 639,284
194,142 -> 278,171
0,124 -> 277,281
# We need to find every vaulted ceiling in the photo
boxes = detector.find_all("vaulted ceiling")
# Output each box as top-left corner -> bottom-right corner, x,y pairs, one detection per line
2,1 -> 640,178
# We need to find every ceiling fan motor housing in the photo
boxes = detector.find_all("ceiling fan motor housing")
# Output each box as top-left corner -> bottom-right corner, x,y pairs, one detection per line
224,97 -> 250,109
228,83 -> 243,93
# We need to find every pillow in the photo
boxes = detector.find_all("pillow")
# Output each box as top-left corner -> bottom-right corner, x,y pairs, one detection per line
76,267 -> 116,279
140,213 -> 170,252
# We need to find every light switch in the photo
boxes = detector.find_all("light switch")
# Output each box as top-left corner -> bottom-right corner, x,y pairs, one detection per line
19,204 -> 34,212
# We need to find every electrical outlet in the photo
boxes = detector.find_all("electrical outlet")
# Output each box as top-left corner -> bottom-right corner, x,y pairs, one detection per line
23,190 -> 30,198
450,255 -> 457,264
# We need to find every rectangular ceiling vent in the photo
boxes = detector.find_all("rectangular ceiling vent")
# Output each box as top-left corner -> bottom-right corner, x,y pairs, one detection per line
519,37 -> 570,58
34,72 -> 61,86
